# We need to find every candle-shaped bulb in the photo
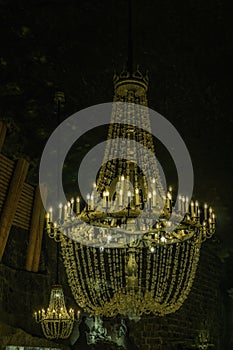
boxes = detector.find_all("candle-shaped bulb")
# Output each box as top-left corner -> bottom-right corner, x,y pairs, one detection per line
204,203 -> 208,220
58,203 -> 62,221
178,195 -> 182,211
49,207 -> 53,221
135,188 -> 140,205
76,196 -> 80,214
190,201 -> 194,217
64,204 -> 68,220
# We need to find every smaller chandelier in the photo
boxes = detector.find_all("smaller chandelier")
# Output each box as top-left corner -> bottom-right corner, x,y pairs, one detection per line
34,284 -> 80,339
192,329 -> 215,350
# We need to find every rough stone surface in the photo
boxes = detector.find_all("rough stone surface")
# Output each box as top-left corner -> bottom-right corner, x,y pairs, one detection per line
0,321 -> 69,349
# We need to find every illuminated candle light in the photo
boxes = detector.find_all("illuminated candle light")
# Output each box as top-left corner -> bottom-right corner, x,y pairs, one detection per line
209,217 -> 212,226
86,193 -> 90,210
190,201 -> 194,217
195,200 -> 199,216
135,188 -> 140,206
204,203 -> 208,220
128,190 -> 131,207
67,201 -> 71,216
64,204 -> 67,220
148,192 -> 152,210
203,221 -> 206,232
49,207 -> 53,222
58,203 -> 62,221
119,189 -> 123,207
70,197 -> 74,214
209,206 -> 213,217
152,190 -> 156,207
167,192 -> 171,211
182,196 -> 185,213
76,197 -> 80,214
90,194 -> 94,210
178,195 -> 182,211
185,196 -> 189,213
103,191 -> 107,209
46,212 -> 50,228
212,213 -> 216,228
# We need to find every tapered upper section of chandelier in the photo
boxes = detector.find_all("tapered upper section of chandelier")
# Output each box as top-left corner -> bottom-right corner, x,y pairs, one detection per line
113,66 -> 149,101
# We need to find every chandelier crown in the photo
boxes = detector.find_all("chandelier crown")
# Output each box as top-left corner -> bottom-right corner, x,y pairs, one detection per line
113,65 -> 149,95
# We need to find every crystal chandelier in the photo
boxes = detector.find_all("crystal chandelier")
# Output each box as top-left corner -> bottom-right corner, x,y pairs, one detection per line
34,236 -> 79,338
43,67 -> 216,319
34,285 -> 79,339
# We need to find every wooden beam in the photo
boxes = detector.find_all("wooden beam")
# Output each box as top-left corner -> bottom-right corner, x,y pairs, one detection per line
0,158 -> 29,261
26,184 -> 47,272
0,121 -> 7,153
31,201 -> 46,272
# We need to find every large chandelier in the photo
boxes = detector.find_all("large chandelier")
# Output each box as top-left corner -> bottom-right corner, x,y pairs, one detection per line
43,67 -> 216,319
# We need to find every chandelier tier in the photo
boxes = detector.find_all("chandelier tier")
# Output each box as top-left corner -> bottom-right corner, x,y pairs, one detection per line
45,67 -> 215,318
34,284 -> 79,339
